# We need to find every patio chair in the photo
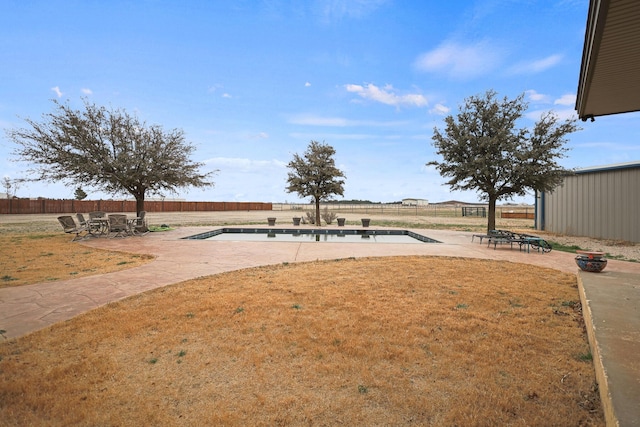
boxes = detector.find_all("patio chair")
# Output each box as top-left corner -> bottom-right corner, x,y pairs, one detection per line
89,211 -> 106,220
132,211 -> 149,235
107,214 -> 130,238
57,215 -> 87,241
76,213 -> 88,227
78,212 -> 105,236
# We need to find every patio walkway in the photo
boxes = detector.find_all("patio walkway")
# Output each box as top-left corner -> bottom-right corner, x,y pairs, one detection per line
1,226 -> 638,426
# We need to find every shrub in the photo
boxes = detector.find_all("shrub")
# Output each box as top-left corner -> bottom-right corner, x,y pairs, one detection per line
321,207 -> 337,224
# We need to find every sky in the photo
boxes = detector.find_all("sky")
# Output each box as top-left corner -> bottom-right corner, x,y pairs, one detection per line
1,0 -> 639,204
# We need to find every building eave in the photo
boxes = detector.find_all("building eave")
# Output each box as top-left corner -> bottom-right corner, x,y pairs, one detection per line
575,0 -> 640,121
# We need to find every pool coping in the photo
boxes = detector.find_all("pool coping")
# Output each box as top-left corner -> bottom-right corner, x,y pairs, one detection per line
181,226 -> 441,243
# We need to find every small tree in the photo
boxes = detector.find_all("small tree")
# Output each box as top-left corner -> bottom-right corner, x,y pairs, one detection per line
321,206 -> 337,224
286,141 -> 346,226
2,177 -> 12,199
7,99 -> 215,215
1,177 -> 21,198
428,90 -> 579,232
74,187 -> 88,200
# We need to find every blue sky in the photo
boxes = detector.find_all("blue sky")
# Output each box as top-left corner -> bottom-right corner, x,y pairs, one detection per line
1,0 -> 639,204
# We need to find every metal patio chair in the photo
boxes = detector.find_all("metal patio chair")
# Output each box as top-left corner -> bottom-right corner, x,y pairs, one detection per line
89,211 -> 106,219
57,215 -> 88,241
107,214 -> 130,238
132,211 -> 149,235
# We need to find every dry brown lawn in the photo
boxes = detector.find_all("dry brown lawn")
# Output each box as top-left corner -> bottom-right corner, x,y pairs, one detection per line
0,231 -> 604,426
0,232 -> 154,288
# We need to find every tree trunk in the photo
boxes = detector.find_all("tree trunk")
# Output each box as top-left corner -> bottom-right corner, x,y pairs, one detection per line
315,198 -> 321,226
135,194 -> 145,217
134,193 -> 148,233
487,196 -> 497,233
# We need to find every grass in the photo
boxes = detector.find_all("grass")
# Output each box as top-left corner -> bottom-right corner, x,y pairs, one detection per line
550,241 -> 584,253
0,252 -> 604,425
148,225 -> 174,232
0,232 -> 154,288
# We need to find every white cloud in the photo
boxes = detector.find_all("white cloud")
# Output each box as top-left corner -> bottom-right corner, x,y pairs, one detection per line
344,83 -> 427,107
525,89 -> 550,103
525,108 -> 578,121
222,93 -> 232,98
414,40 -> 503,79
51,86 -> 63,97
430,103 -> 450,115
289,114 -> 352,127
554,93 -> 576,106
305,82 -> 311,87
208,84 -> 223,93
81,88 -> 93,95
553,109 -> 579,121
251,132 -> 269,139
508,54 -> 563,75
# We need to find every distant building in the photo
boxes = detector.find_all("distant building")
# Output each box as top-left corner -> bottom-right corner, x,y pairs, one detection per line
536,161 -> 640,242
402,198 -> 429,206
433,200 -> 481,206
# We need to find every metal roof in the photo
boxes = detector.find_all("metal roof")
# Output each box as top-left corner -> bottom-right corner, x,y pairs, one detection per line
575,0 -> 640,121
574,160 -> 640,174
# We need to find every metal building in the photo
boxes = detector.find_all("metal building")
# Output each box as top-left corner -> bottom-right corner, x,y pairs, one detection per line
535,161 -> 640,243
401,198 -> 429,206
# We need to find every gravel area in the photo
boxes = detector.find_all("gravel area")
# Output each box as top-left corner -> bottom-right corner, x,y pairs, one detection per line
535,232 -> 640,262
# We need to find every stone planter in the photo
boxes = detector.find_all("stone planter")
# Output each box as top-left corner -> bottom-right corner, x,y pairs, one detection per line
292,217 -> 301,226
575,250 -> 607,272
337,218 -> 346,227
361,218 -> 370,227
267,217 -> 276,226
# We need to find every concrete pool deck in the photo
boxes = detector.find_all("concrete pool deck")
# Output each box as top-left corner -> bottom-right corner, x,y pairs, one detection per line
1,225 -> 638,426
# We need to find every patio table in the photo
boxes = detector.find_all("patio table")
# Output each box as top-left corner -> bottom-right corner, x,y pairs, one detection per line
88,218 -> 110,236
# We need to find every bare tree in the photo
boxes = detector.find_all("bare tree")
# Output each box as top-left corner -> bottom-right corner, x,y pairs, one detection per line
7,99 -> 215,215
2,177 -> 12,198
286,141 -> 346,226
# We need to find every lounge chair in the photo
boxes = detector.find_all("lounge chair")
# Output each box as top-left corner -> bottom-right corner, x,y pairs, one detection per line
107,214 -> 130,238
485,229 -> 553,253
57,215 -> 87,241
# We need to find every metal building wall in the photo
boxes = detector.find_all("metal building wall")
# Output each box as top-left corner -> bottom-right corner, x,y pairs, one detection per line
538,164 -> 640,242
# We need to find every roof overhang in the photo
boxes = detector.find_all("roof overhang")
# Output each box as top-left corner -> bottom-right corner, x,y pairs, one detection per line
575,0 -> 640,121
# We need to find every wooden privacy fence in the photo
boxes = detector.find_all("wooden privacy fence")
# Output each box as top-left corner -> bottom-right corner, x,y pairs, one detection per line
501,211 -> 534,219
0,199 -> 272,215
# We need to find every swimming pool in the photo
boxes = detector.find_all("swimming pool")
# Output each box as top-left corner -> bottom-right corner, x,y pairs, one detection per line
183,228 -> 440,244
